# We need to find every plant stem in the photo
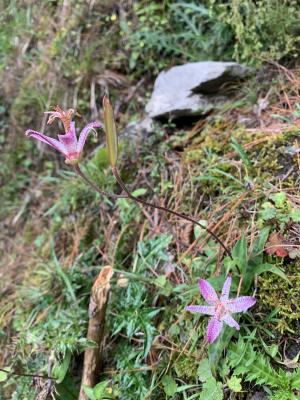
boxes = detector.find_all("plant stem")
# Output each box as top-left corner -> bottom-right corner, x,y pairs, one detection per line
112,166 -> 232,259
0,368 -> 55,381
74,164 -> 127,200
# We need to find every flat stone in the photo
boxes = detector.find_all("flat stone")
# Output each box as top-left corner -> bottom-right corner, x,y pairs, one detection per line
146,61 -> 250,119
121,116 -> 154,140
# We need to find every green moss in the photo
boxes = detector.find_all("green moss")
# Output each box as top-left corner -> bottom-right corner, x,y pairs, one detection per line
174,354 -> 198,379
258,262 -> 300,333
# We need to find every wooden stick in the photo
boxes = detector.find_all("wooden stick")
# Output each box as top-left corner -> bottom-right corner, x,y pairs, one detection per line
79,266 -> 113,400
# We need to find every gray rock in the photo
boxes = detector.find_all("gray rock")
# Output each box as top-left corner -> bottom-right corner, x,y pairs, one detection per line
121,116 -> 154,140
146,61 -> 250,119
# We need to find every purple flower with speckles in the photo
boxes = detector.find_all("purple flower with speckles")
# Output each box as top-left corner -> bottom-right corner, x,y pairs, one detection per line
25,106 -> 101,165
185,277 -> 256,344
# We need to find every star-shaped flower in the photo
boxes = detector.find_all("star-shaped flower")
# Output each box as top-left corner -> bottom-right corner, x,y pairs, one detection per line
25,106 -> 101,165
185,277 -> 256,343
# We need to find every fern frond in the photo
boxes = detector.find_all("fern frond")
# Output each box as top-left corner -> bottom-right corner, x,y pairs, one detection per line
245,354 -> 279,388
228,340 -> 279,388
290,367 -> 300,389
271,390 -> 298,400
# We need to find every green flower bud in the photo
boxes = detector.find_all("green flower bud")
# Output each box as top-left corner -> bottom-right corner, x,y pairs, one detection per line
103,95 -> 118,167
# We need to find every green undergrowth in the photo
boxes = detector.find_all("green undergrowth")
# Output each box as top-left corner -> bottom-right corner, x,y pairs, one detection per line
2,109 -> 300,398
1,1 -> 300,400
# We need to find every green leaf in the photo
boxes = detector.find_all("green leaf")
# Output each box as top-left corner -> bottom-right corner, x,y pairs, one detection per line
251,227 -> 270,261
194,219 -> 208,239
52,248 -> 76,301
232,235 -> 247,272
197,359 -> 212,382
56,375 -> 78,399
209,325 -> 236,375
153,275 -> 173,296
161,375 -> 178,396
227,376 -> 242,392
260,339 -> 279,359
270,192 -> 287,208
91,147 -> 110,168
132,188 -> 147,197
199,377 -> 223,400
154,275 -> 166,287
253,263 -> 289,282
83,385 -> 97,400
230,137 -> 251,166
52,350 -> 72,384
0,369 -> 9,382
290,209 -> 300,222
291,368 -> 300,389
260,202 -> 276,221
93,381 -> 112,399
271,114 -> 291,123
142,320 -> 156,358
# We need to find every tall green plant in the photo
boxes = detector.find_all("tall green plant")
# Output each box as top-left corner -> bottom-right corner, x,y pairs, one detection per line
211,0 -> 300,65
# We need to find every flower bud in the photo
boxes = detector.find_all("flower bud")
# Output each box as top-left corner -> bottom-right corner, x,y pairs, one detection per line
103,95 -> 118,167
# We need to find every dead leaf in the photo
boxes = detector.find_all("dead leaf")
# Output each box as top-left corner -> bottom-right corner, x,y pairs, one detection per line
265,232 -> 288,257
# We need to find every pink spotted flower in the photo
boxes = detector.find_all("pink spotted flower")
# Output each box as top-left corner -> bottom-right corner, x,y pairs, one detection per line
185,277 -> 256,344
25,106 -> 101,165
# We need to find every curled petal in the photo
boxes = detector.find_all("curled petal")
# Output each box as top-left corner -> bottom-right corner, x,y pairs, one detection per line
207,318 -> 223,343
77,121 -> 102,154
45,111 -> 63,125
220,276 -> 231,301
222,314 -> 240,330
25,129 -> 67,155
199,279 -> 218,305
185,305 -> 215,315
227,296 -> 256,313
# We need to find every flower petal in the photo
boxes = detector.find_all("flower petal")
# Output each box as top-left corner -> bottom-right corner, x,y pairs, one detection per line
77,121 -> 102,154
199,279 -> 218,305
185,305 -> 215,315
207,318 -> 223,343
222,314 -> 240,330
58,121 -> 78,155
220,276 -> 231,301
25,129 -> 67,155
227,296 -> 256,313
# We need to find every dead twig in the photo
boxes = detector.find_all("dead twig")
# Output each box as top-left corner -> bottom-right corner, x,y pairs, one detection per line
79,266 -> 114,400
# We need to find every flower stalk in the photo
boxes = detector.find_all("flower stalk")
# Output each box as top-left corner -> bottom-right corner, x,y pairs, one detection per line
112,166 -> 232,258
73,164 -> 126,200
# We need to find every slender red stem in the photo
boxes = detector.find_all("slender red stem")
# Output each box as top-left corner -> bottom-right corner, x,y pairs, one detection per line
74,164 -> 127,200
112,167 -> 232,259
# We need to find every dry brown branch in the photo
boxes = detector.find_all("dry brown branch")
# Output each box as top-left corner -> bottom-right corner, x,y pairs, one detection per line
79,266 -> 114,400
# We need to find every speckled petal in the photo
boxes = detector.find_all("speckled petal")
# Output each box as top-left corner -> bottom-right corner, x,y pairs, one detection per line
25,129 -> 67,155
227,296 -> 256,313
222,314 -> 240,330
220,276 -> 232,301
185,305 -> 215,315
199,279 -> 218,305
207,318 -> 223,343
